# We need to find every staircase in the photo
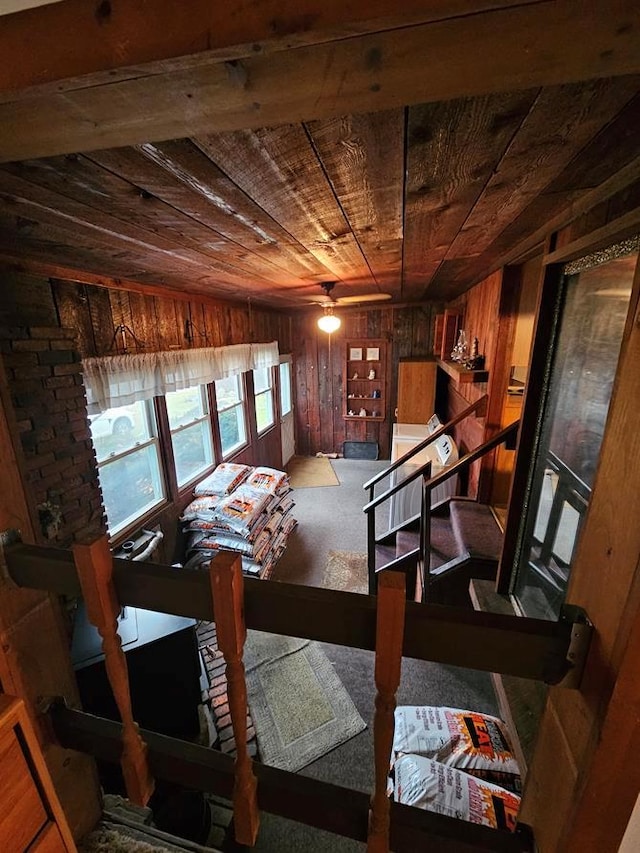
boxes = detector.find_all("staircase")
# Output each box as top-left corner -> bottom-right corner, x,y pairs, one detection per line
364,400 -> 519,605
376,498 -> 504,606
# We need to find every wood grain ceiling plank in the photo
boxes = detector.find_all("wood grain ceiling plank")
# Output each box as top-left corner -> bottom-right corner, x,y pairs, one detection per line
2,1 -> 639,162
0,198 -> 263,300
305,110 -> 405,295
402,90 -> 538,300
430,91 -> 640,297
0,154 -> 308,286
136,138 -> 335,282
86,142 -> 332,288
0,167 -> 286,289
195,123 -> 372,289
1,1 -> 542,98
444,77 -> 640,260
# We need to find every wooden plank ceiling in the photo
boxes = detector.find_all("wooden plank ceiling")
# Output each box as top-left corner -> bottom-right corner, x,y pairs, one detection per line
0,0 -> 640,310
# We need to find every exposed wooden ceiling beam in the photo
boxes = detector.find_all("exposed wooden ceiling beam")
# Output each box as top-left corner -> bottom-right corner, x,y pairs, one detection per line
0,0 -> 547,96
0,1 -> 639,162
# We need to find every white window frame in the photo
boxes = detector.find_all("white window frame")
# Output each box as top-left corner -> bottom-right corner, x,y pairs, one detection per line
215,374 -> 248,458
253,366 -> 275,434
167,385 -> 215,489
93,399 -> 165,537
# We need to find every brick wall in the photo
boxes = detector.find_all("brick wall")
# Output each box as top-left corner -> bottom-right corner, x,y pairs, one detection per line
0,325 -> 106,545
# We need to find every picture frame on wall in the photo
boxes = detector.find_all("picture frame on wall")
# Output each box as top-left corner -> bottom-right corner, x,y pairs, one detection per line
349,347 -> 363,361
366,347 -> 380,361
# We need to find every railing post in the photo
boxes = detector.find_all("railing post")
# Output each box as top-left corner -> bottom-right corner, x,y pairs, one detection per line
367,570 -> 406,853
367,499 -> 377,596
73,535 -> 154,806
420,463 -> 432,604
209,552 -> 259,846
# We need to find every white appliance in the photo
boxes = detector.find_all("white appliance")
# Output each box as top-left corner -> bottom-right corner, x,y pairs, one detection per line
389,422 -> 459,528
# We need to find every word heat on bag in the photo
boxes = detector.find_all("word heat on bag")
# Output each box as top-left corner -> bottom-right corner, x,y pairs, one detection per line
393,706 -> 521,793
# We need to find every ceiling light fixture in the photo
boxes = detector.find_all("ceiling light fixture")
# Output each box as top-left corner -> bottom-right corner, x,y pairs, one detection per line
317,282 -> 341,333
317,304 -> 341,333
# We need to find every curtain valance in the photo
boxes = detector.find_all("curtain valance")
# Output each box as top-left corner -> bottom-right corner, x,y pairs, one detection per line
82,341 -> 279,413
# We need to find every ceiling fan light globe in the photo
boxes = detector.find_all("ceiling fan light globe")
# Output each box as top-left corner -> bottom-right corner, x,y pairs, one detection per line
317,313 -> 341,333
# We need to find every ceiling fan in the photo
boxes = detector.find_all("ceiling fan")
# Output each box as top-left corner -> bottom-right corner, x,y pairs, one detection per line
314,281 -> 393,306
314,282 -> 391,333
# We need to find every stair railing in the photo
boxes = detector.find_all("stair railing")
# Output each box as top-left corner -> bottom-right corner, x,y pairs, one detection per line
364,419 -> 521,596
363,395 -> 488,503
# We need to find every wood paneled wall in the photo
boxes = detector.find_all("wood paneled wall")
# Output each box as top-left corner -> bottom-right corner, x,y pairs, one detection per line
441,270 -> 503,495
292,304 -> 440,459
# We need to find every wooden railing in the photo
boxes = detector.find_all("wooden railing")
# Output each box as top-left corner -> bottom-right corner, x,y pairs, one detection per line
363,417 -> 520,597
6,541 -> 590,852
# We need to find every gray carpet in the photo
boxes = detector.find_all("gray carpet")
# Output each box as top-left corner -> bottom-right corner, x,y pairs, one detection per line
235,458 -> 500,853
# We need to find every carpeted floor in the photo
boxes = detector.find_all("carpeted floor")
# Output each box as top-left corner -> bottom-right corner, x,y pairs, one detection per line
237,457 -> 500,853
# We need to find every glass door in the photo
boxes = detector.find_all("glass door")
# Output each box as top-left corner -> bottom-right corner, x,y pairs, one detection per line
512,246 -> 637,620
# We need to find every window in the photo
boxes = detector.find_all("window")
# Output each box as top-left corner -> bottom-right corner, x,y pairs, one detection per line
88,400 -> 165,536
253,366 -> 275,433
279,360 -> 292,416
215,375 -> 247,457
166,386 -> 214,488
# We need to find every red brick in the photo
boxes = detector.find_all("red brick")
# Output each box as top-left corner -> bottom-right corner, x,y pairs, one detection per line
2,352 -> 38,368
16,418 -> 32,433
34,427 -> 55,443
29,326 -> 76,340
38,350 -> 74,365
49,339 -> 77,351
44,375 -> 75,389
23,452 -> 55,470
54,385 -> 85,400
53,363 -> 81,376
40,457 -> 73,478
12,339 -> 48,352
37,435 -> 74,454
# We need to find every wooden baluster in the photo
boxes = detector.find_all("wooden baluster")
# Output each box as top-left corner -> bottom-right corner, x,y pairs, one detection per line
367,570 -> 406,853
73,536 -> 154,806
209,551 -> 259,846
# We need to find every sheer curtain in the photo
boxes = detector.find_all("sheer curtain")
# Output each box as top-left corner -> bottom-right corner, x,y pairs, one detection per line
82,341 -> 279,413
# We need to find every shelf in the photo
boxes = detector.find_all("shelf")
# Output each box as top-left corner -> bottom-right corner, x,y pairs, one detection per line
437,358 -> 489,384
345,416 -> 385,421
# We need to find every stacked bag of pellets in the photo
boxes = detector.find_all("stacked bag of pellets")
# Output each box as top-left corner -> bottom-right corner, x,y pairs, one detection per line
180,462 -> 297,579
389,706 -> 522,833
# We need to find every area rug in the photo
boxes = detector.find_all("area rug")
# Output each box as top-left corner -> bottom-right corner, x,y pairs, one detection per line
286,455 -> 339,488
321,550 -> 368,594
243,630 -> 366,772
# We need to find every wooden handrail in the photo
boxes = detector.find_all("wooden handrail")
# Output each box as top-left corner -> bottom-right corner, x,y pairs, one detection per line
5,542 -> 580,684
362,395 -> 488,491
364,420 -> 520,515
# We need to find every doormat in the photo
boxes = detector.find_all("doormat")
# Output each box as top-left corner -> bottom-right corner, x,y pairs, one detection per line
321,550 -> 368,594
286,455 -> 339,488
243,631 -> 366,772
343,440 -> 379,460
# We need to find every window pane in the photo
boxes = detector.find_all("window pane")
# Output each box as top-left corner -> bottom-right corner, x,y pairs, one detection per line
253,367 -> 270,394
513,251 -> 635,620
98,444 -> 164,534
279,362 -> 292,416
172,420 -> 213,487
215,375 -> 242,409
89,400 -> 151,463
166,386 -> 206,430
219,404 -> 246,456
255,389 -> 274,433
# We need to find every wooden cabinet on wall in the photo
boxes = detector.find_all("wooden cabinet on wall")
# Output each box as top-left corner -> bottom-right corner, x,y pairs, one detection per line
0,694 -> 77,851
433,310 -> 461,359
344,339 -> 387,422
397,359 -> 436,423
